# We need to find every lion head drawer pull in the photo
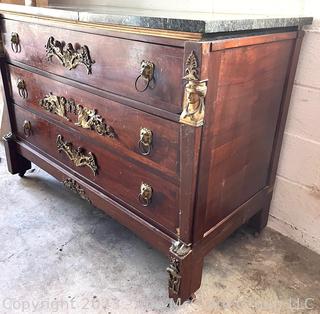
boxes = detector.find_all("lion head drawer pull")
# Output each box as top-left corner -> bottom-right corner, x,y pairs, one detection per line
135,60 -> 155,92
138,128 -> 153,156
17,79 -> 28,99
45,36 -> 95,74
56,134 -> 98,176
11,32 -> 21,53
138,182 -> 153,207
23,120 -> 32,137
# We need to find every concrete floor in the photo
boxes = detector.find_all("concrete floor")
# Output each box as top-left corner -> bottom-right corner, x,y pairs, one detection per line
0,145 -> 319,314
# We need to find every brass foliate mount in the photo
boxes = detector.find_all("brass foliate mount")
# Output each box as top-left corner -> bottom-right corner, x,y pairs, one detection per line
56,134 -> 98,176
39,92 -> 115,138
167,256 -> 182,295
45,36 -> 95,74
63,178 -> 91,203
180,50 -> 207,127
166,241 -> 192,295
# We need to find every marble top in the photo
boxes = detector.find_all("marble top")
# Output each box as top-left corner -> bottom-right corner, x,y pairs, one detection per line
0,4 -> 313,34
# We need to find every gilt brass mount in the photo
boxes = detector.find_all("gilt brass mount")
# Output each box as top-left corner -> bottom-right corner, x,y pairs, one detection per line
167,257 -> 182,295
138,182 -> 153,206
45,36 -> 95,74
63,178 -> 91,203
180,51 -> 207,127
56,134 -> 98,176
11,32 -> 21,53
135,60 -> 155,92
23,120 -> 32,138
166,241 -> 192,295
170,240 -> 191,257
39,93 -> 115,138
138,128 -> 153,155
39,92 -> 71,120
75,105 -> 115,137
17,78 -> 28,99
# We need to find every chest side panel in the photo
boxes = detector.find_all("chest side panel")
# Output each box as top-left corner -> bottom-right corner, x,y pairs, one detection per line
201,35 -> 296,232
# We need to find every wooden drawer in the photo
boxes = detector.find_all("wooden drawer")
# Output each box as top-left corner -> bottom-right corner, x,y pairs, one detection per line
3,19 -> 184,113
12,105 -> 180,234
8,65 -> 180,179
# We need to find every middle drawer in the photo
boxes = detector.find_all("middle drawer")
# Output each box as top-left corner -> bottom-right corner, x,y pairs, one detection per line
9,65 -> 180,179
13,104 -> 180,235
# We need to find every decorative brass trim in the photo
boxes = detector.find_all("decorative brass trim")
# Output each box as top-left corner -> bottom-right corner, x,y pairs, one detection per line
138,128 -> 152,155
39,93 -> 72,120
23,120 -> 32,138
134,60 -> 155,92
11,32 -> 21,53
184,51 -> 199,81
166,241 -> 191,295
39,93 -> 115,138
63,178 -> 91,203
138,182 -> 153,206
17,78 -> 28,99
56,134 -> 98,176
2,132 -> 15,141
45,36 -> 95,74
167,257 -> 182,295
75,105 -> 115,138
180,50 -> 207,127
170,240 -> 191,257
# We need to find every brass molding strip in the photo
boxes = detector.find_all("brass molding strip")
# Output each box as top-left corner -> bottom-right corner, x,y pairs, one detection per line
0,10 -> 202,41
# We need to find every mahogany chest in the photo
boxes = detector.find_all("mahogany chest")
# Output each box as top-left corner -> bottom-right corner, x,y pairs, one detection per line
0,4 -> 312,304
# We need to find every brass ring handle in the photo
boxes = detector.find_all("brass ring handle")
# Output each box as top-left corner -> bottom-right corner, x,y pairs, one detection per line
138,128 -> 153,156
23,120 -> 32,137
17,79 -> 28,99
138,182 -> 153,207
134,60 -> 155,92
11,32 -> 21,53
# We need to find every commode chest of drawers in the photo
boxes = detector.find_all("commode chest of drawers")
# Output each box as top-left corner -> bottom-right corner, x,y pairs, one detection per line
0,4 -> 312,303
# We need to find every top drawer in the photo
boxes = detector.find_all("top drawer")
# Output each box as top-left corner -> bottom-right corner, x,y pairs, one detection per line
2,19 -> 184,113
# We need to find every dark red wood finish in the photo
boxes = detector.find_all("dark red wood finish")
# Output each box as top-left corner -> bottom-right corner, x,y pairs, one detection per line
8,64 -> 180,179
1,12 -> 305,304
2,19 -> 184,113
12,104 -> 180,236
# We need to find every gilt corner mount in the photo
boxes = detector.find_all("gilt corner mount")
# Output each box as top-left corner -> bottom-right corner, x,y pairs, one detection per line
180,50 -> 207,127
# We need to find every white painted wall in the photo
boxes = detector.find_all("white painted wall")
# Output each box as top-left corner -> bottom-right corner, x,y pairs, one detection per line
268,0 -> 320,254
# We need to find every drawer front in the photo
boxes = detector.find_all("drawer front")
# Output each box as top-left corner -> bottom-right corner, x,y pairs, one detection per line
9,65 -> 180,179
13,105 -> 180,234
4,19 -> 184,113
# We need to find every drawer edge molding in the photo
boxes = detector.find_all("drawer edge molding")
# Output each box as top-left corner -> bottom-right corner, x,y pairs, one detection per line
45,36 -> 95,74
56,134 -> 98,176
39,92 -> 115,138
180,50 -> 207,127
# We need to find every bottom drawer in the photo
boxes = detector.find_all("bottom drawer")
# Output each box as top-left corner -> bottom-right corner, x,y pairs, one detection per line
12,105 -> 180,235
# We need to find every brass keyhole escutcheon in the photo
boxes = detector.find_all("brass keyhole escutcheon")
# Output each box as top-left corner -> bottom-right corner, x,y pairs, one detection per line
11,32 -> 21,53
134,60 -> 155,92
17,78 -> 28,99
23,120 -> 32,137
138,127 -> 153,156
138,182 -> 153,207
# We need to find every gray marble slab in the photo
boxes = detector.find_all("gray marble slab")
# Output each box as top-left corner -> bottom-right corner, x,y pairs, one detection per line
0,3 -> 313,34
